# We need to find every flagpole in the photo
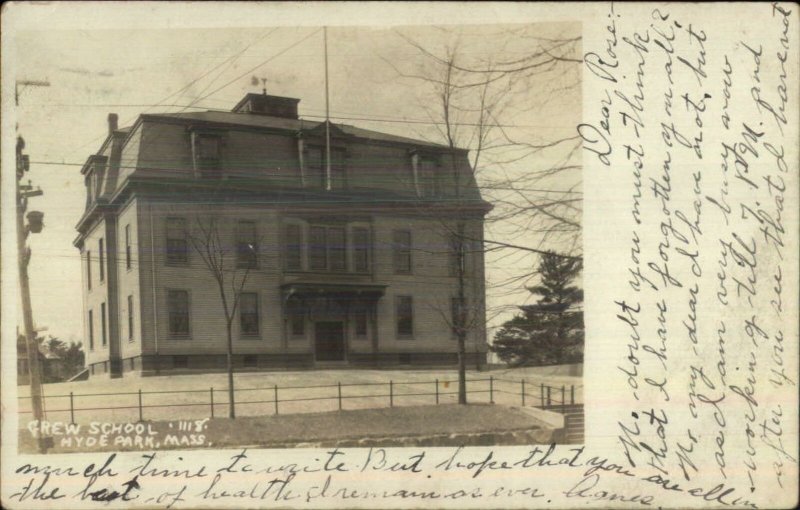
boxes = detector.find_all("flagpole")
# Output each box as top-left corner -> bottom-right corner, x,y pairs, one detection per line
324,26 -> 332,191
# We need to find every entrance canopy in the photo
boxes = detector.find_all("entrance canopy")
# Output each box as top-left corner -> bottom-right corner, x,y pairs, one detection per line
281,282 -> 386,323
280,282 -> 387,302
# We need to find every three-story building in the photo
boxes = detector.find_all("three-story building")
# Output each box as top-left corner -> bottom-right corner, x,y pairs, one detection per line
74,92 -> 490,377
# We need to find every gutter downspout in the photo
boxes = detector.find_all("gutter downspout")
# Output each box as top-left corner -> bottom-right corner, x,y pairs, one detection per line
149,204 -> 160,375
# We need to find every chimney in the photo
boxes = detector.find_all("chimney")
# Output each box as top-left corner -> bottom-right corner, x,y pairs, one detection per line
107,113 -> 119,135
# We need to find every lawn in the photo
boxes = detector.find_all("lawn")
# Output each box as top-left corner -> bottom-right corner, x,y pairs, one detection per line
15,366 -> 582,426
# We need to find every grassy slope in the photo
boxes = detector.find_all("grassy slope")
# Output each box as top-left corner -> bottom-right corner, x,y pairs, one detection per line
18,404 -> 548,453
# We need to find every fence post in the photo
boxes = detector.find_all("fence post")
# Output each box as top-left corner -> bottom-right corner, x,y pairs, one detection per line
540,383 -> 545,407
561,385 -> 566,412
69,392 -> 75,425
338,382 -> 342,411
138,389 -> 143,422
435,379 -> 439,404
571,385 -> 575,405
389,380 -> 393,407
521,380 -> 525,407
274,385 -> 279,415
210,387 -> 214,419
489,376 -> 494,403
546,386 -> 551,407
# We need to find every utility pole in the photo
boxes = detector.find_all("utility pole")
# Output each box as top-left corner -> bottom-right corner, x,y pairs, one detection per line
16,136 -> 48,453
15,78 -> 50,453
15,79 -> 50,107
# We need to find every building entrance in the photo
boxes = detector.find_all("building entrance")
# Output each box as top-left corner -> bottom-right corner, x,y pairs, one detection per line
314,321 -> 345,361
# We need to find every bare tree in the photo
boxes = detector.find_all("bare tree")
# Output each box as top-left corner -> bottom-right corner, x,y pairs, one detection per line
188,216 -> 255,419
386,25 -> 583,396
389,26 -> 583,264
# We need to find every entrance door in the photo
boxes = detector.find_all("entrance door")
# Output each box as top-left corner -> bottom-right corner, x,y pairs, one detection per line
315,322 -> 345,361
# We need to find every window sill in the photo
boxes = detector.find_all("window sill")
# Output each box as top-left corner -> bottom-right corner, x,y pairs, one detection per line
169,334 -> 191,340
240,334 -> 261,340
165,262 -> 189,268
396,335 -> 414,340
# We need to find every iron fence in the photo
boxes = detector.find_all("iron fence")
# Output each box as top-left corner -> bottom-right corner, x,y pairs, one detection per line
18,376 -> 580,424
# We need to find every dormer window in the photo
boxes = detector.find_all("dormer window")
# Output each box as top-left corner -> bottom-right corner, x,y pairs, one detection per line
307,146 -> 347,190
419,158 -> 440,197
82,154 -> 108,208
85,174 -> 94,208
411,151 -> 441,197
91,172 -> 99,198
191,131 -> 223,179
198,136 -> 220,160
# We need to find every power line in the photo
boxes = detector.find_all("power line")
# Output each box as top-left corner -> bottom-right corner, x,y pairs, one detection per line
28,159 -> 581,195
25,101 -> 577,130
191,28 -> 323,106
63,29 -> 280,159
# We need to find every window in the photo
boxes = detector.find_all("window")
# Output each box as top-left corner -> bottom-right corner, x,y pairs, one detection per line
290,314 -> 305,336
309,225 -> 347,272
307,147 -> 346,190
128,295 -> 134,341
168,290 -> 190,336
448,235 -> 463,277
100,302 -> 107,346
353,303 -> 368,338
239,292 -> 260,336
419,158 -> 440,197
309,226 -> 327,270
328,227 -> 346,271
393,230 -> 412,274
352,227 -> 370,272
287,299 -> 305,337
88,310 -> 94,350
307,146 -> 325,189
125,224 -> 132,270
98,238 -> 105,282
330,148 -> 347,190
451,297 -> 466,336
195,135 -> 221,179
236,220 -> 258,269
197,136 -> 220,159
396,296 -> 413,337
284,224 -> 303,271
86,250 -> 92,290
85,175 -> 93,207
166,218 -> 188,265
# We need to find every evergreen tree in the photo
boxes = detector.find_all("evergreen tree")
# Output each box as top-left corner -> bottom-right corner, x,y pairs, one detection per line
491,252 -> 583,366
32,335 -> 86,382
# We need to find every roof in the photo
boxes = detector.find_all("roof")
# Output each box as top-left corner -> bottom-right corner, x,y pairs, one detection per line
144,110 -> 456,150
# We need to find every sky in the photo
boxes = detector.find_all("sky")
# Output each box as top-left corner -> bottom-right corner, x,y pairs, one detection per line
9,22 -> 581,344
